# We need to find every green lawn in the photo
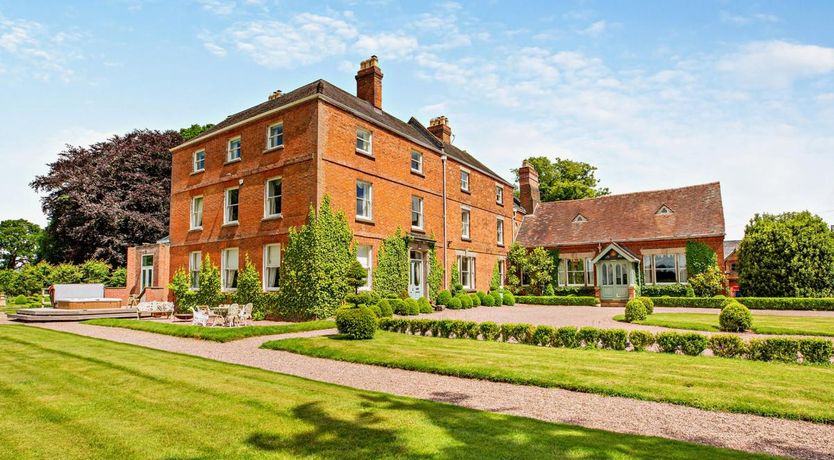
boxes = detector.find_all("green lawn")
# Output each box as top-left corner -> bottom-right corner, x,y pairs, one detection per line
82,318 -> 335,342
0,326 -> 766,460
265,331 -> 834,423
613,312 -> 834,336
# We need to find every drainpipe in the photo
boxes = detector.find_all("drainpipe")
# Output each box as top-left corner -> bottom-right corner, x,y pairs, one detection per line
441,152 -> 448,290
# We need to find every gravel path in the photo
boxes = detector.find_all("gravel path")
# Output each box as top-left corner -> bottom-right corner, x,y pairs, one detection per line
22,320 -> 834,460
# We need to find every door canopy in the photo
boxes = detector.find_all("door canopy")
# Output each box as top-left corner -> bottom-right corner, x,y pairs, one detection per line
591,242 -> 640,265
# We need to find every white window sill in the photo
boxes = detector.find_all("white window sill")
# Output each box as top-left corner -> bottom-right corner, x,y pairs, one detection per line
191,169 -> 205,176
461,237 -> 471,242
224,158 -> 241,165
264,288 -> 280,292
411,226 -> 424,233
264,145 -> 284,154
356,216 -> 375,224
356,149 -> 374,158
411,168 -> 424,176
263,214 -> 283,221
189,227 -> 203,232
222,222 -> 239,227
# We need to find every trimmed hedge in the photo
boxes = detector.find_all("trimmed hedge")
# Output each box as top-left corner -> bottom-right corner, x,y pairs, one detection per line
651,296 -> 834,311
640,284 -> 692,297
719,302 -> 752,332
377,318 -> 834,365
335,306 -> 378,339
624,299 -> 647,322
515,296 -> 597,306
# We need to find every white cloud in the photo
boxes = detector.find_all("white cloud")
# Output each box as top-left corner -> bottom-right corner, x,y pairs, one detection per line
355,33 -> 419,59
718,40 -> 834,88
580,20 -> 607,37
720,11 -> 779,25
199,0 -> 235,15
203,41 -> 227,57
0,14 -> 80,81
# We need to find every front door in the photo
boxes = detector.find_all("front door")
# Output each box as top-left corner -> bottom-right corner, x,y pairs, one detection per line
141,255 -> 154,290
600,261 -> 629,300
409,250 -> 424,299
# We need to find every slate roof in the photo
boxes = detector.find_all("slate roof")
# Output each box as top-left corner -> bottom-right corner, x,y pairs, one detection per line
516,182 -> 725,247
173,79 -> 512,185
724,240 -> 740,260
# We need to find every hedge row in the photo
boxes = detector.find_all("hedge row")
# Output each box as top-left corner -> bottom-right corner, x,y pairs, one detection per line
378,318 -> 833,365
651,296 -> 834,311
515,296 -> 598,306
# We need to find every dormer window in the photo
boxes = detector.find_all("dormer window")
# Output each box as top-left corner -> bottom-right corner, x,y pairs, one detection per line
572,214 -> 588,223
656,205 -> 674,215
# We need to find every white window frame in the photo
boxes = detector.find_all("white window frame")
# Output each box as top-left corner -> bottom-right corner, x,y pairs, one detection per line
496,216 -> 505,246
264,177 -> 282,218
498,259 -> 506,288
460,169 -> 470,192
263,244 -> 281,291
224,187 -> 239,225
226,137 -> 241,162
457,255 -> 476,291
643,253 -> 687,285
461,206 -> 471,240
356,245 -> 373,291
566,258 -> 586,286
411,196 -> 424,230
356,127 -> 372,156
496,184 -> 504,205
190,196 -> 203,230
193,150 -> 205,173
267,122 -> 284,150
356,181 -> 373,221
410,151 -> 423,174
221,248 -> 239,291
189,251 -> 201,290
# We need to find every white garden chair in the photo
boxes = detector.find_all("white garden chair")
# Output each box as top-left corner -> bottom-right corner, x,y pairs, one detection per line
238,303 -> 253,326
192,306 -> 209,327
226,304 -> 240,327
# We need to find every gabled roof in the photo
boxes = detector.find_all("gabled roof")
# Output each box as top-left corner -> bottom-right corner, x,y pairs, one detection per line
591,242 -> 640,264
724,240 -> 740,260
172,79 -> 512,185
517,182 -> 725,247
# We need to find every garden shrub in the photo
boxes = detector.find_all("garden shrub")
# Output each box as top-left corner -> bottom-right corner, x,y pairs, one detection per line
656,332 -> 681,354
12,294 -> 30,305
378,318 -> 393,331
707,334 -> 748,358
688,265 -> 727,297
481,293 -> 495,306
449,320 -> 466,338
640,284 -> 692,297
429,320 -> 442,337
469,293 -> 482,307
719,302 -> 753,332
798,339 -> 833,364
503,291 -> 515,306
748,338 -> 800,363
637,296 -> 654,314
686,241 -> 718,277
499,323 -> 535,344
544,284 -> 555,296
680,333 -> 708,356
446,297 -> 462,310
490,292 -> 502,306
335,306 -> 378,339
628,330 -> 654,351
390,299 -> 407,315
405,298 -> 420,315
346,291 -> 381,306
476,291 -> 490,304
374,228 -> 410,298
233,255 -> 263,307
556,326 -> 579,348
514,296 -> 597,306
377,299 -> 393,317
457,294 -> 473,309
437,320 -> 455,338
532,325 -> 556,346
478,321 -> 500,341
436,290 -> 452,306
599,329 -> 628,350
577,327 -> 601,349
417,297 -> 432,314
624,299 -> 647,322
461,321 -> 479,339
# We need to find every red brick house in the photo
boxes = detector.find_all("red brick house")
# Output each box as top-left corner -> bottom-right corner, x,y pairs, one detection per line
515,162 -> 725,304
164,56 -> 515,298
723,240 -> 740,296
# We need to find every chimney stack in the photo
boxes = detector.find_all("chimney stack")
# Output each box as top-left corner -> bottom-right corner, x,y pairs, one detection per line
428,116 -> 452,144
268,90 -> 283,101
356,55 -> 383,109
518,160 -> 540,214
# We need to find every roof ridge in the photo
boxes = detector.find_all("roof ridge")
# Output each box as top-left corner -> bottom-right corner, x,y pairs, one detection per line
538,182 -> 721,206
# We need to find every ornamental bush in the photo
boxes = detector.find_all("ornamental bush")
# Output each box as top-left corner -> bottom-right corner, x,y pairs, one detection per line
577,327 -> 601,349
481,292 -> 495,306
688,265 -> 727,297
719,302 -> 753,332
404,298 -> 420,315
417,297 -> 432,314
469,293 -> 481,307
503,291 -> 515,306
514,296 -> 596,306
624,299 -> 648,322
490,291 -> 502,306
707,334 -> 748,359
233,255 -> 263,308
390,299 -> 407,315
477,291 -> 490,305
628,330 -> 654,351
748,338 -> 800,363
335,306 -> 378,339
656,332 -> 708,356
478,321 -> 500,341
556,326 -> 579,348
799,339 -> 833,364
532,325 -> 556,346
640,284 -> 692,297
436,290 -> 452,306
377,299 -> 394,317
599,329 -> 628,350
457,294 -> 473,309
447,297 -> 462,310
637,296 -> 654,314
168,268 -> 195,313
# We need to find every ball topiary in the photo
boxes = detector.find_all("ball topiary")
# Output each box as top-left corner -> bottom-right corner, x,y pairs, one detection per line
720,297 -> 738,310
481,293 -> 495,306
469,293 -> 481,307
719,302 -> 753,332
457,294 -> 472,309
490,292 -> 502,306
377,299 -> 394,317
637,296 -> 654,315
405,298 -> 420,315
417,297 -> 432,314
436,290 -> 452,306
369,304 -> 383,318
13,294 -> 30,305
447,297 -> 462,310
503,291 -> 515,306
335,306 -> 378,339
624,299 -> 648,322
390,299 -> 407,315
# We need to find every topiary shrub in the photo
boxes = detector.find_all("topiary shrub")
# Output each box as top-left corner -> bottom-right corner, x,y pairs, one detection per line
556,326 -> 579,348
719,302 -> 753,332
490,292 -> 502,306
417,297 -> 432,314
481,293 -> 495,306
390,299 -> 407,315
369,304 -> 383,318
748,338 -> 800,363
476,291 -> 490,305
478,321 -> 500,341
436,290 -> 452,306
577,327 -> 601,349
13,294 -> 30,305
461,321 -> 479,339
628,330 -> 655,351
437,320 -> 455,338
499,323 -> 535,343
446,297 -> 462,310
624,299 -> 648,322
707,334 -> 747,359
798,339 -> 833,364
679,333 -> 708,356
469,293 -> 482,307
532,325 -> 556,346
405,298 -> 420,315
335,306 -> 378,339
637,296 -> 654,315
656,332 -> 681,354
503,291 -> 515,306
377,299 -> 394,317
457,294 -> 473,309
720,297 -> 737,310
599,329 -> 628,350
544,284 -> 555,296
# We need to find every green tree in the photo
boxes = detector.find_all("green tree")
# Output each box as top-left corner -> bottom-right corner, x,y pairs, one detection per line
688,265 -> 727,297
490,260 -> 502,292
80,260 -> 111,284
373,228 -> 409,298
168,268 -> 195,313
107,267 -> 127,287
513,156 -> 609,202
506,242 -> 528,294
0,219 -> 43,269
196,255 -> 222,308
278,196 -> 355,320
449,262 -> 462,295
427,244 -> 444,302
526,247 -> 555,295
16,261 -> 53,295
738,212 -> 834,297
234,255 -> 263,306
49,263 -> 83,285
179,123 -> 215,141
345,259 -> 368,294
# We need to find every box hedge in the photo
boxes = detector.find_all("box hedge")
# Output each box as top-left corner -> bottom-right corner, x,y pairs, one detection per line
651,296 -> 834,311
515,296 -> 597,306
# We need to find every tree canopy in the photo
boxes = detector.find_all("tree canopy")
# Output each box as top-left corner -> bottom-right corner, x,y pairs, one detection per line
179,123 -> 215,142
513,156 -> 609,201
0,219 -> 43,269
738,211 -> 834,297
31,129 -> 182,266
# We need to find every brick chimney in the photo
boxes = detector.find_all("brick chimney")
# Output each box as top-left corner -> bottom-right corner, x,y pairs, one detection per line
427,116 -> 452,144
518,160 -> 540,214
268,89 -> 283,100
356,55 -> 383,109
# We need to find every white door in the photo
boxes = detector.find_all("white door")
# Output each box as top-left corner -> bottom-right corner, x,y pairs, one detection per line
141,255 -> 154,290
600,261 -> 628,300
409,250 -> 424,299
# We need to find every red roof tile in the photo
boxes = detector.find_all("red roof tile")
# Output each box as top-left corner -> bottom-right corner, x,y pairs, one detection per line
516,182 -> 725,247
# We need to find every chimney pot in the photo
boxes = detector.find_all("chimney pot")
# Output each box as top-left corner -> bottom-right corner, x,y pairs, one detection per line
356,55 -> 383,109
268,90 -> 283,100
427,115 -> 452,144
518,161 -> 541,214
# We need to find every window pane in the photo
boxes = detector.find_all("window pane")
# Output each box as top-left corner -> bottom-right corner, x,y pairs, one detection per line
411,196 -> 422,228
356,129 -> 371,152
654,254 -> 677,283
678,254 -> 688,283
411,151 -> 422,171
266,179 -> 282,216
269,124 -> 283,148
356,182 -> 371,218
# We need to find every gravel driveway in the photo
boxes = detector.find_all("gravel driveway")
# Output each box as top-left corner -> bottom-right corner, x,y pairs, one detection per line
16,320 -> 833,460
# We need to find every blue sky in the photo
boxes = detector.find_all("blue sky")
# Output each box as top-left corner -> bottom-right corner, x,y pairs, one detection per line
1,0 -> 833,239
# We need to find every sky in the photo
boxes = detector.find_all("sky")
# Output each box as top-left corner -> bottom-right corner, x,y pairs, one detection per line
1,0 -> 833,239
